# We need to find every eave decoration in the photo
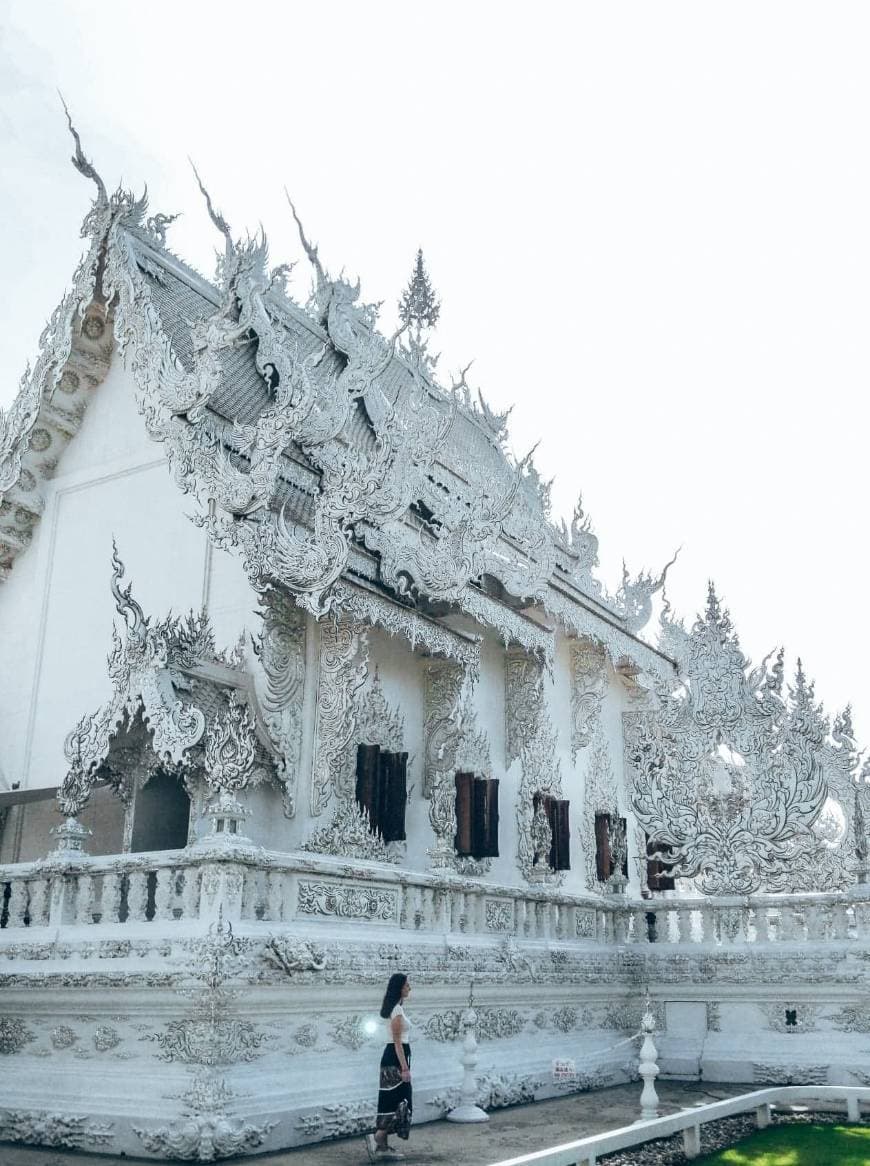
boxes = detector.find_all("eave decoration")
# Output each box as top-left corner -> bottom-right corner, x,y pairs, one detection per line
0,109 -> 679,695
58,547 -> 288,824
625,585 -> 832,895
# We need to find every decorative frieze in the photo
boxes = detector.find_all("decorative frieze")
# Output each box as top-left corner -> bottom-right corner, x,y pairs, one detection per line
133,1114 -> 277,1160
0,1110 -> 114,1150
297,881 -> 398,923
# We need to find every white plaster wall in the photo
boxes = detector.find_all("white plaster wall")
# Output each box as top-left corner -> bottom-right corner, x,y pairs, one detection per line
0,356 -> 254,795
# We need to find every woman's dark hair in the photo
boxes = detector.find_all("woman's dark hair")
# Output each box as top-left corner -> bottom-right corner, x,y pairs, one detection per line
380,972 -> 408,1018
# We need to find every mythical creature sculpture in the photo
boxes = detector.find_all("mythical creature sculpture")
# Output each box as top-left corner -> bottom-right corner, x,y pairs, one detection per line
626,585 -> 829,894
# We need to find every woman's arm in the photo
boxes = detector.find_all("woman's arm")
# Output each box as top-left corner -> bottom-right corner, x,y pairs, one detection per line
390,1014 -> 410,1076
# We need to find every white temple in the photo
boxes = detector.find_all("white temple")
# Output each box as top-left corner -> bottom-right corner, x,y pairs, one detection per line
0,117 -> 868,1160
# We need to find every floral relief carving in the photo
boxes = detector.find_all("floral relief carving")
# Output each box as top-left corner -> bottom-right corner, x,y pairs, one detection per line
628,587 -> 829,894
297,881 -> 397,922
0,1017 -> 36,1054
253,590 -> 306,817
310,618 -> 367,816
570,640 -> 607,760
295,1100 -> 374,1140
0,1110 -> 114,1149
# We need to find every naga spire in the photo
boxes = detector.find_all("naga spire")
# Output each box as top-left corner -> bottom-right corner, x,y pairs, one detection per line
398,248 -> 441,332
109,539 -> 146,644
189,159 -> 233,270
59,92 -> 107,207
285,189 -> 326,288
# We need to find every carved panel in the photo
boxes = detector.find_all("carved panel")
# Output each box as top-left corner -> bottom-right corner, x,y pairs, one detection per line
254,591 -> 306,816
570,640 -> 607,761
296,881 -> 398,923
311,618 -> 367,815
505,648 -> 544,768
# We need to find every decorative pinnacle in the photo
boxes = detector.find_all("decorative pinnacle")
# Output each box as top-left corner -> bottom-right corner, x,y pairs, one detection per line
285,189 -> 326,285
398,249 -> 441,331
59,92 -> 107,205
189,159 -> 233,260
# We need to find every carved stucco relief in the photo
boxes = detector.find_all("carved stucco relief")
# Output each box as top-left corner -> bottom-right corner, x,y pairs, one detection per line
569,640 -> 607,761
423,658 -> 493,874
504,649 -> 566,885
310,618 -> 367,816
253,591 -> 306,817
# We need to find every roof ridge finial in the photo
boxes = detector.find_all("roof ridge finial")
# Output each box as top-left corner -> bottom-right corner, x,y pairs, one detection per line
189,159 -> 233,262
398,248 -> 441,332
285,189 -> 326,287
59,92 -> 107,206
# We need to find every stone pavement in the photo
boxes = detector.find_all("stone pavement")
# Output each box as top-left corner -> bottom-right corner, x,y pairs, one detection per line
0,1082 -> 749,1166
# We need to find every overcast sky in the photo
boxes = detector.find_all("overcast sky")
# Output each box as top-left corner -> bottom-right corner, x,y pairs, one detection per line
2,2 -> 868,744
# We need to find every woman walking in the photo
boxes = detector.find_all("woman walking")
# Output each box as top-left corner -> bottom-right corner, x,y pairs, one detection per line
366,972 -> 412,1160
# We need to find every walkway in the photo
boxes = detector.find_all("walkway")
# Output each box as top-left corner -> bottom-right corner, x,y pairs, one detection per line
1,1082 -> 747,1166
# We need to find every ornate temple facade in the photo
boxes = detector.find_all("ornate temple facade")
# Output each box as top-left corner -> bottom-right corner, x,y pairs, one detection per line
0,120 -> 868,1160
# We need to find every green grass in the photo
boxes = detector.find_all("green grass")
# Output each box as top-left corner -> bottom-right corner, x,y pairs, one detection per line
693,1123 -> 870,1165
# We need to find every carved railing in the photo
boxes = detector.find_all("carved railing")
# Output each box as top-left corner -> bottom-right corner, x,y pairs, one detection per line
633,892 -> 870,946
1,849 -> 869,947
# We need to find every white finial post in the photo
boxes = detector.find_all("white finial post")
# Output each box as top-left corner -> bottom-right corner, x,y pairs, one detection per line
637,992 -> 660,1121
447,980 -> 489,1123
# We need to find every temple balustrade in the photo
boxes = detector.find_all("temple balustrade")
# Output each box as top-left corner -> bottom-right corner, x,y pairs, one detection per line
2,847 -> 869,948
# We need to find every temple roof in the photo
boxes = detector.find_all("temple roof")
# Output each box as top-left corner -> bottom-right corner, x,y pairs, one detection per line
0,119 -> 678,680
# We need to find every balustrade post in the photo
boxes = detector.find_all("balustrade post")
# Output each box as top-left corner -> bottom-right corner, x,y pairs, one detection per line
7,880 -> 29,928
75,873 -> 95,926
100,871 -> 123,923
198,862 -> 245,923
153,868 -> 174,922
700,903 -> 716,945
832,901 -> 850,940
754,904 -> 770,943
181,866 -> 200,920
516,898 -> 527,937
266,870 -> 284,923
27,877 -> 49,926
446,982 -> 489,1124
127,870 -> 150,922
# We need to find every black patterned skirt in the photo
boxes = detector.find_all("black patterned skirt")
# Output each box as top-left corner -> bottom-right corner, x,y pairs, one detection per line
376,1043 -> 412,1139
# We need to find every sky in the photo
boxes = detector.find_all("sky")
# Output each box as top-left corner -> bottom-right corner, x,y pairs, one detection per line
1,2 -> 868,744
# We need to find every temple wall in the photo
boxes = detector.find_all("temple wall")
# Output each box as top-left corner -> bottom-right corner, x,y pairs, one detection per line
0,356 -> 256,798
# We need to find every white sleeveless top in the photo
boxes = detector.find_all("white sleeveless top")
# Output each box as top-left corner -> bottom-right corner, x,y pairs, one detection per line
385,1002 -> 411,1042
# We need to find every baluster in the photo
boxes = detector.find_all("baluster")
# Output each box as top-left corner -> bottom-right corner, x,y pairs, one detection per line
153,868 -> 173,922
754,905 -> 770,943
29,878 -> 50,926
180,867 -> 200,920
515,898 -> 527,937
535,901 -> 546,939
98,872 -> 119,923
699,903 -> 716,944
778,904 -> 795,941
844,900 -> 863,937
127,871 -> 150,922
630,907 -> 647,944
75,874 -> 96,926
266,870 -> 285,923
677,907 -> 692,944
553,902 -> 564,941
832,901 -> 849,940
804,903 -> 821,941
7,880 -> 29,927
453,890 -> 466,932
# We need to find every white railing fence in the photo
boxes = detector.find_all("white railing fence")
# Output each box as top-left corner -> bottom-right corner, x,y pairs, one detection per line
485,1086 -> 870,1166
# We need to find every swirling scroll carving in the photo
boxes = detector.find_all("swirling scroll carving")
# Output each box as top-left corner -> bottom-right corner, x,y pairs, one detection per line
626,586 -> 829,895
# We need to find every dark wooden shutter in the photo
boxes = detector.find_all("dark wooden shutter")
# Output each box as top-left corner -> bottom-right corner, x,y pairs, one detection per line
594,812 -> 611,881
550,798 -> 570,871
471,777 -> 489,859
484,778 -> 499,858
454,772 -> 474,855
382,752 -> 408,843
356,744 -> 381,832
